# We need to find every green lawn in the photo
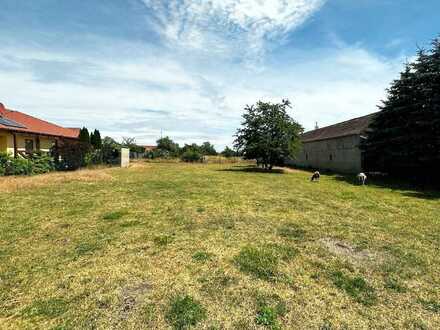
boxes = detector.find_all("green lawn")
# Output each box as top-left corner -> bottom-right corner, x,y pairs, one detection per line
1,162 -> 439,329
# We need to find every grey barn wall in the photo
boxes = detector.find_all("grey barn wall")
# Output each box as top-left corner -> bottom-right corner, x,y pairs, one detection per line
289,135 -> 362,174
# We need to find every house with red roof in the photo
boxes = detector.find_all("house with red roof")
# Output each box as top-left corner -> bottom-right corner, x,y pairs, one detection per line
0,102 -> 79,157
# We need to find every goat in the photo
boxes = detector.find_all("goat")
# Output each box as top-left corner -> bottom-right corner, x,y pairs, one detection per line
358,172 -> 367,185
310,171 -> 320,182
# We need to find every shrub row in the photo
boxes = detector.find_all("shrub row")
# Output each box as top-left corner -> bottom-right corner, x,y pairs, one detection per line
0,152 -> 55,176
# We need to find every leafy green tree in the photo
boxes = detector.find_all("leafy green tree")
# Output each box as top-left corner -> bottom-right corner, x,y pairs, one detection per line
363,37 -> 440,182
156,136 -> 180,156
90,129 -> 102,149
78,127 -> 90,145
181,143 -> 200,154
221,146 -> 238,158
234,99 -> 303,170
101,136 -> 121,164
200,142 -> 217,155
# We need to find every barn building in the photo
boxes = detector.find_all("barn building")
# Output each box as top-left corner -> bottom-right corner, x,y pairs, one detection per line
292,113 -> 376,173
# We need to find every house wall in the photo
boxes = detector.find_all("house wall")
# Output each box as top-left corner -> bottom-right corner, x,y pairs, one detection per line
290,135 -> 362,174
0,132 -> 7,153
0,130 -> 56,156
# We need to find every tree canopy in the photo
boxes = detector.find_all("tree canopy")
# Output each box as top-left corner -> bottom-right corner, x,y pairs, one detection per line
363,37 -> 440,182
78,127 -> 90,145
234,99 -> 303,170
199,142 -> 217,155
221,146 -> 239,158
156,136 -> 180,156
90,129 -> 102,149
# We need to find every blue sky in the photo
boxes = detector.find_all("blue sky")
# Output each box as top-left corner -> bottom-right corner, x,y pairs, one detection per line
0,0 -> 439,149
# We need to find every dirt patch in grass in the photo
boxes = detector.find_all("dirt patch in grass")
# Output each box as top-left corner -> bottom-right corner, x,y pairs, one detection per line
0,168 -> 113,193
320,238 -> 379,263
119,281 -> 152,320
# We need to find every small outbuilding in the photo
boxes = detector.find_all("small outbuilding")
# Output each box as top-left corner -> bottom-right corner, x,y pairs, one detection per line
291,113 -> 376,174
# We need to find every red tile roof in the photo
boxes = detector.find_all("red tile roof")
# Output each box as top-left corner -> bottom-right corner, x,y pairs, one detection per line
301,113 -> 377,143
0,103 -> 79,139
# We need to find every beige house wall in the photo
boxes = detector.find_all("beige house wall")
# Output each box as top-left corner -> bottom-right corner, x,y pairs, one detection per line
290,135 -> 362,174
0,130 -> 56,156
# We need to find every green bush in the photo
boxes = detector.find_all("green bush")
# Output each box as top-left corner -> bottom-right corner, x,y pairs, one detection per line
52,141 -> 90,171
180,150 -> 203,163
0,152 -> 55,176
29,152 -> 55,174
0,152 -> 9,176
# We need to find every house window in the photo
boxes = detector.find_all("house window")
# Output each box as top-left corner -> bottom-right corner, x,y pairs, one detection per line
25,139 -> 34,153
329,154 -> 333,161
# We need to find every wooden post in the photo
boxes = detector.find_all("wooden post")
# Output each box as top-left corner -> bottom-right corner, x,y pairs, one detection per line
13,133 -> 17,158
36,136 -> 41,151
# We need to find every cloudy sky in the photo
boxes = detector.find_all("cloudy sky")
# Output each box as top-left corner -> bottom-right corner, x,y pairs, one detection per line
0,1 -> 438,149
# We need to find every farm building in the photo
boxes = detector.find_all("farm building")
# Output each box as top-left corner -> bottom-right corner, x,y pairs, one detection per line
291,113 -> 376,173
0,102 -> 80,157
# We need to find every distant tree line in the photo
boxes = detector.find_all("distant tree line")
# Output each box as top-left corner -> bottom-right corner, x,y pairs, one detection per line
147,137 -> 241,162
362,36 -> 440,184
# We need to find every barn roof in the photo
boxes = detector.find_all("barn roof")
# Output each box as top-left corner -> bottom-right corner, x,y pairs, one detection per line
301,113 -> 377,143
0,103 -> 80,139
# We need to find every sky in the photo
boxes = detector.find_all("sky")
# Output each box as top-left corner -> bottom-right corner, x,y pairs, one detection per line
0,0 -> 439,150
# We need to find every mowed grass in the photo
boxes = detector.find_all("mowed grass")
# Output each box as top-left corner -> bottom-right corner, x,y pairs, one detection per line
0,162 -> 440,329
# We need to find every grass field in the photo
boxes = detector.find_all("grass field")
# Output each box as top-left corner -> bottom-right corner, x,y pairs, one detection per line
1,162 -> 439,329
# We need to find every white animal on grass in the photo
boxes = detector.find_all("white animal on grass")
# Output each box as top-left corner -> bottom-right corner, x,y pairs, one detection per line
310,171 -> 320,182
358,172 -> 367,185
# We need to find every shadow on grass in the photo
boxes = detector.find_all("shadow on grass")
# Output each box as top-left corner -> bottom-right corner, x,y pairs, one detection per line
331,174 -> 440,200
217,165 -> 285,174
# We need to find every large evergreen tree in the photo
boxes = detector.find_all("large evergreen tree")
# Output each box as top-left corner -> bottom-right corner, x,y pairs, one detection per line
234,99 -> 303,170
78,127 -> 90,145
363,37 -> 440,181
90,129 -> 102,149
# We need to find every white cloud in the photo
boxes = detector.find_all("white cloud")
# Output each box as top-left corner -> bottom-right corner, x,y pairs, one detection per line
0,38 -> 404,151
142,0 -> 326,61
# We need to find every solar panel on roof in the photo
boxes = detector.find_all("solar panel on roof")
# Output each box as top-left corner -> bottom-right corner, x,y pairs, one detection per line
0,117 -> 27,129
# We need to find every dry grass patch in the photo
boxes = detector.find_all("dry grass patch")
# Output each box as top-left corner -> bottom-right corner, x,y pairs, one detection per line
0,167 -> 113,193
1,162 -> 439,329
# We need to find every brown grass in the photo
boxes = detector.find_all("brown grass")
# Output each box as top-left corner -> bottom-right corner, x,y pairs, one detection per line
0,168 -> 113,193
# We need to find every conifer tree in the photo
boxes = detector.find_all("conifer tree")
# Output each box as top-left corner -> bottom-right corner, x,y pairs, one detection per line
363,36 -> 440,182
91,129 -> 102,149
79,127 -> 91,145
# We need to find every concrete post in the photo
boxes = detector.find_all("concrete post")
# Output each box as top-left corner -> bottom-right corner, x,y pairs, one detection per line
121,147 -> 130,168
